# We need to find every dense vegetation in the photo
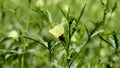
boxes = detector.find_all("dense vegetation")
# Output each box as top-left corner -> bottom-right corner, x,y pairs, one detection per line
0,0 -> 120,68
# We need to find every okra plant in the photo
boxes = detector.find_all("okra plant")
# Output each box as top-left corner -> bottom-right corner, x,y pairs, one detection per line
0,0 -> 120,68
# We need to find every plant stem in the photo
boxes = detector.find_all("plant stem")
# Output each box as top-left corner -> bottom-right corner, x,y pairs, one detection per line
21,47 -> 25,68
69,39 -> 90,67
48,49 -> 52,62
21,1 -> 30,68
66,49 -> 69,68
1,1 -> 5,24
66,21 -> 71,68
48,41 -> 52,62
98,40 -> 102,68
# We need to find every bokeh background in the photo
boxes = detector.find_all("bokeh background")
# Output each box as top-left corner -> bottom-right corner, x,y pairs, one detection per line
0,0 -> 120,68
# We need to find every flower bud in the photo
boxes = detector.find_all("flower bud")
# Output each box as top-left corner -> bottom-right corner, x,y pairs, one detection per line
8,30 -> 19,41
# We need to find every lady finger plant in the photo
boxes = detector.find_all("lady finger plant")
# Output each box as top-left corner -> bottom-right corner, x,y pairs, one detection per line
33,0 -> 119,68
0,0 -> 119,68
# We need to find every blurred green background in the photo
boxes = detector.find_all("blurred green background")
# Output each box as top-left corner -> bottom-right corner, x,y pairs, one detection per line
0,0 -> 120,68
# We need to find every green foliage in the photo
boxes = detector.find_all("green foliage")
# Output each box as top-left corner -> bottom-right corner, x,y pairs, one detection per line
0,0 -> 120,68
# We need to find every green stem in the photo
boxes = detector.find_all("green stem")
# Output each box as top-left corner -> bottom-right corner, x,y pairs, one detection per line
69,39 -> 90,67
48,41 -> 52,62
21,55 -> 24,68
68,23 -> 71,49
1,1 -> 5,24
21,47 -> 25,68
21,1 -> 30,68
48,49 -> 52,62
66,49 -> 69,68
25,12 -> 29,33
98,40 -> 102,68
25,0 -> 30,33
66,21 -> 71,68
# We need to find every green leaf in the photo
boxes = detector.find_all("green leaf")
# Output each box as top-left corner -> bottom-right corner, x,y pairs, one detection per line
99,36 -> 115,48
0,49 -> 20,54
113,31 -> 119,50
109,37 -> 115,48
22,36 -> 48,49
78,59 -> 88,68
46,10 -> 53,23
90,20 -> 96,26
90,21 -> 104,37
83,24 -> 89,38
106,0 -> 109,9
100,0 -> 105,6
0,37 -> 11,44
112,1 -> 117,13
33,8 -> 50,24
58,6 -> 67,19
90,30 -> 104,38
5,54 -> 11,60
51,41 -> 61,50
76,2 -> 86,24
67,6 -> 71,20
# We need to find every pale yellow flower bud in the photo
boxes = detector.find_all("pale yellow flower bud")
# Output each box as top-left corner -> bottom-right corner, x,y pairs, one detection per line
8,30 -> 19,41
36,0 -> 44,7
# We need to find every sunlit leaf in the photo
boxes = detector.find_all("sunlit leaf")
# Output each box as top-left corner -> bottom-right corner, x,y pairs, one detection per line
90,30 -> 104,38
5,54 -> 11,60
109,37 -> 115,48
47,10 -> 52,23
